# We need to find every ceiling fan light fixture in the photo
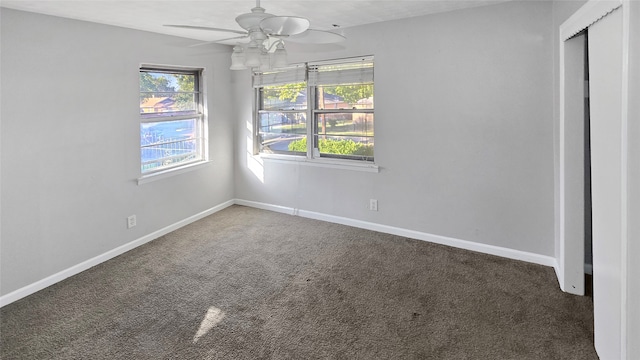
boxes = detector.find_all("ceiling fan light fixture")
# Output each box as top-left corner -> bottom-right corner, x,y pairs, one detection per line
244,42 -> 262,68
230,45 -> 248,70
259,48 -> 271,72
272,42 -> 287,69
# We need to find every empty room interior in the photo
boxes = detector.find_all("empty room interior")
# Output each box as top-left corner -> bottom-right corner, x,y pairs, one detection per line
1,0 -> 638,359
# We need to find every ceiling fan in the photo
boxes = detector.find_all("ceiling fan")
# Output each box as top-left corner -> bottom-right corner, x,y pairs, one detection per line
165,0 -> 346,71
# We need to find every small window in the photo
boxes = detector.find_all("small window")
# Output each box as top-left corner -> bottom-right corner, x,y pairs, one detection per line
139,67 -> 206,174
310,58 -> 374,161
257,82 -> 307,155
254,65 -> 308,155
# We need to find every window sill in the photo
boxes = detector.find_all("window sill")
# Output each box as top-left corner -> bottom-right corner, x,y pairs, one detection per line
137,161 -> 211,185
259,153 -> 379,173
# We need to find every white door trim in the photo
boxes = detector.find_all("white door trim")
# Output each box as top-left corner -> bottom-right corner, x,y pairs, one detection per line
558,0 -> 622,295
558,1 -> 630,359
560,0 -> 622,41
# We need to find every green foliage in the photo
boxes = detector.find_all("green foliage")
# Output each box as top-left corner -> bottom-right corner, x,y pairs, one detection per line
175,74 -> 196,111
288,137 -> 308,152
140,72 -> 175,101
319,138 -> 359,155
323,84 -> 374,105
139,72 -> 197,112
264,83 -> 306,103
353,143 -> 374,157
288,137 -> 373,157
175,74 -> 195,92
263,82 -> 374,106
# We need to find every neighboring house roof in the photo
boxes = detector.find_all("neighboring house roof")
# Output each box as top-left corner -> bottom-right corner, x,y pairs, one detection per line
140,97 -> 175,113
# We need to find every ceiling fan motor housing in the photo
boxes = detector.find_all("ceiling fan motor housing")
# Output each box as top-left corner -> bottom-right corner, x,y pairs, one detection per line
235,6 -> 274,31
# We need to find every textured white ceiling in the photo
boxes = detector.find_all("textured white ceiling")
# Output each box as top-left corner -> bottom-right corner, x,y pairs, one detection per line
1,0 -> 510,44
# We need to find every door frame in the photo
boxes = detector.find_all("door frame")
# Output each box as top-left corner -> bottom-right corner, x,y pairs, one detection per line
558,0 -> 630,358
558,0 -> 622,294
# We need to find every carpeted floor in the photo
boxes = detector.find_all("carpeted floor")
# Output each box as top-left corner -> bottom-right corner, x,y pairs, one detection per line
1,205 -> 597,359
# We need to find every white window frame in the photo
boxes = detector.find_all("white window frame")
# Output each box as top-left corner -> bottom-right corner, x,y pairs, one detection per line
309,56 -> 375,162
254,64 -> 308,157
138,65 -> 208,181
253,56 -> 376,169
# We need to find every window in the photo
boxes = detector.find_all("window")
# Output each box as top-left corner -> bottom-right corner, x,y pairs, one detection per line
254,56 -> 374,162
310,58 -> 374,161
139,67 -> 205,174
255,65 -> 308,156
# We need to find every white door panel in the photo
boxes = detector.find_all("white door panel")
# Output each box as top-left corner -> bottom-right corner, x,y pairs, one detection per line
588,7 -> 623,359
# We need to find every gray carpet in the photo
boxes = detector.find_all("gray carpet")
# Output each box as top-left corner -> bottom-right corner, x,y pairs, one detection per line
1,205 -> 597,359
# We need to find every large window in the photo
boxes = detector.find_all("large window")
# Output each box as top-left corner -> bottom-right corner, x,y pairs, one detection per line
139,67 -> 205,174
254,57 -> 374,162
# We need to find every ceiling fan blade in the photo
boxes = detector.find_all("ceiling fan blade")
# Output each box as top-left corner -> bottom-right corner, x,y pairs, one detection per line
260,16 -> 309,36
214,35 -> 250,42
188,35 -> 249,47
164,25 -> 247,35
287,29 -> 346,44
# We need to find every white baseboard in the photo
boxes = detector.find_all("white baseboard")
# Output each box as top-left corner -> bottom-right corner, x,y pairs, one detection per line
234,199 -> 296,215
0,200 -> 235,308
1,198 -> 558,308
236,199 -> 557,268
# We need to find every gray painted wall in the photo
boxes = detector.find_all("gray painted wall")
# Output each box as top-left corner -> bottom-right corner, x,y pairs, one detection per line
234,1 -> 556,256
0,9 -> 235,296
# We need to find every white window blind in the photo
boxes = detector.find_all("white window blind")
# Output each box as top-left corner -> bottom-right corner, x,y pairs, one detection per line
308,56 -> 374,86
253,65 -> 307,87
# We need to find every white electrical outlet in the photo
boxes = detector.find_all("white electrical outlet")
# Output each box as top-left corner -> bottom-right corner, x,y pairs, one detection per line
127,215 -> 137,229
369,199 -> 378,211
